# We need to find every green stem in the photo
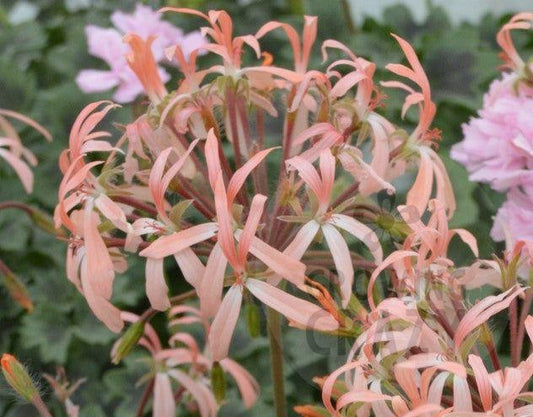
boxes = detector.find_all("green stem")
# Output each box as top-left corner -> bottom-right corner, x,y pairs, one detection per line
267,307 -> 287,417
341,0 -> 357,34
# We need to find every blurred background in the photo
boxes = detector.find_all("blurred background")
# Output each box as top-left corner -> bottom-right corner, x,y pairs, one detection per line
0,1 -> 532,416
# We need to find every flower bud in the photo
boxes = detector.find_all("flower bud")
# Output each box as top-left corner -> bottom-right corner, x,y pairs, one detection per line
294,404 -> 330,417
1,354 -> 39,401
245,302 -> 261,338
210,361 -> 226,403
2,270 -> 33,312
111,320 -> 145,364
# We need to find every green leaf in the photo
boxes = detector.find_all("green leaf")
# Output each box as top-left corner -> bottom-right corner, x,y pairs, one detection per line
19,303 -> 74,363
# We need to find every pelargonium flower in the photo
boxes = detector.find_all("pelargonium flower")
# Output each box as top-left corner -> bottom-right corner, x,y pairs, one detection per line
451,72 -> 533,191
76,4 -> 206,103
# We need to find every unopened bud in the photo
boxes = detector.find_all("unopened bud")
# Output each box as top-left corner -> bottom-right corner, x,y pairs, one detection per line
294,404 -> 330,417
210,362 -> 226,403
2,270 -> 33,312
245,302 -> 261,338
111,320 -> 145,364
1,354 -> 39,401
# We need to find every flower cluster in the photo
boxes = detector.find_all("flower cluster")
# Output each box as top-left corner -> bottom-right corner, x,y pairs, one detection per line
451,13 -> 533,245
76,4 -> 206,103
318,202 -> 533,416
8,7 -> 528,417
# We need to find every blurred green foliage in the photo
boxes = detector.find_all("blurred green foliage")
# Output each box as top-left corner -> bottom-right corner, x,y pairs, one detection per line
0,0 -> 530,415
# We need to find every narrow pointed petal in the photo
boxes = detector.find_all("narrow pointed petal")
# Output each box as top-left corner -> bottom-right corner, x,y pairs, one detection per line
84,204 -> 114,300
80,262 -> 123,333
237,194 -> 267,264
173,248 -> 205,288
208,284 -> 243,361
238,232 -> 306,286
468,354 -> 492,411
139,223 -> 218,259
153,373 -> 176,417
321,223 -> 353,308
213,174 -> 240,269
0,149 -> 33,193
205,128 -> 222,190
220,358 -> 259,408
226,147 -> 276,205
246,278 -> 338,332
368,250 -> 418,310
283,220 -> 320,260
453,376 -> 473,412
145,258 -> 170,311
454,286 -> 524,347
199,243 -> 227,318
168,369 -> 217,417
406,149 -> 433,217
331,213 -> 383,262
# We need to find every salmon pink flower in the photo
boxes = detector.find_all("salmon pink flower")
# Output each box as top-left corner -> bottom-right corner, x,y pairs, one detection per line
383,35 -> 456,218
284,149 -> 383,307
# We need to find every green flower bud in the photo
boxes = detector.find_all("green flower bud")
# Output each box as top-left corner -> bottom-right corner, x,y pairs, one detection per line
211,362 -> 226,403
111,320 -> 145,364
1,354 -> 39,402
245,302 -> 261,338
2,270 -> 33,312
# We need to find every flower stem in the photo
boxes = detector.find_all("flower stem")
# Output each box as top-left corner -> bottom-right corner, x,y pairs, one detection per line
32,396 -> 53,417
266,307 -> 287,417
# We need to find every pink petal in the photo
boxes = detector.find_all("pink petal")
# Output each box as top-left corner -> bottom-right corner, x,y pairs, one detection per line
283,220 -> 320,260
322,360 -> 362,415
331,213 -> 383,262
237,194 -> 267,264
83,203 -> 114,300
139,222 -> 218,259
0,149 -> 33,193
199,243 -> 227,318
453,376 -> 473,412
80,260 -> 123,333
468,354 -> 493,411
330,70 -> 367,98
368,250 -> 418,310
173,247 -> 205,288
153,373 -> 176,417
205,128 -> 223,190
246,278 -> 338,332
226,147 -> 276,205
285,155 -> 325,207
336,391 -> 392,411
167,369 -> 217,417
449,228 -> 479,257
94,193 -> 129,232
208,284 -> 243,361
321,223 -> 353,308
239,232 -> 306,286
145,258 -> 171,311
454,286 -> 524,348
213,174 -> 240,269
220,358 -> 259,408
406,149 -> 433,217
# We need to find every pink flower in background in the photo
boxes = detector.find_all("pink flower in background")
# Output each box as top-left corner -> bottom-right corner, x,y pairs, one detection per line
76,4 -> 206,103
491,186 -> 533,244
451,72 -> 533,191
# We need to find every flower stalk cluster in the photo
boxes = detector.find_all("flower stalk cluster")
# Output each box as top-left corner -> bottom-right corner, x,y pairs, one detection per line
2,6 -> 532,417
